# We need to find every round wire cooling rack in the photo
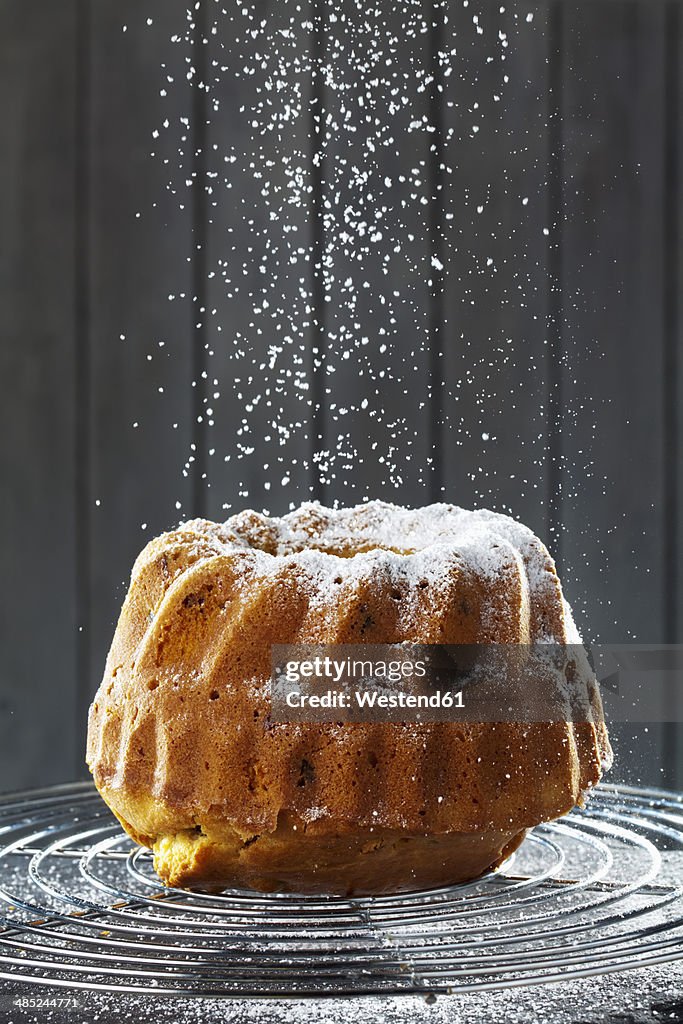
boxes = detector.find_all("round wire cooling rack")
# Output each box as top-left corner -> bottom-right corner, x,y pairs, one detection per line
0,782 -> 681,998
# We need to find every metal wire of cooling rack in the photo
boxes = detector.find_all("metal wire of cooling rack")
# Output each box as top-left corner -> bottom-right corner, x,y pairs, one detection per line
0,782 -> 681,998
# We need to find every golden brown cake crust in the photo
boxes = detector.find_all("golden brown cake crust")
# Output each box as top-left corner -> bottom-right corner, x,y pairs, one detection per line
86,501 -> 612,895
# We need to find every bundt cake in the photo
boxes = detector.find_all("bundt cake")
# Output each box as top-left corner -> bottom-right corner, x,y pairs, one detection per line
86,501 -> 612,896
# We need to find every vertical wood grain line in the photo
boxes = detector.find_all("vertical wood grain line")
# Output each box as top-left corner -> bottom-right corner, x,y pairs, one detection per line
664,0 -> 680,784
547,0 -> 564,570
192,2 -> 208,518
310,0 -> 326,502
75,0 -> 91,774
429,0 -> 445,502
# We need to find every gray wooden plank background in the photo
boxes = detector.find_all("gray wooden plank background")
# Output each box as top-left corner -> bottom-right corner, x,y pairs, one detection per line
204,0 -> 317,517
316,1 -> 435,507
558,1 -> 672,785
0,0 -> 681,792
442,1 -> 553,539
86,0 -> 196,737
0,2 -> 79,788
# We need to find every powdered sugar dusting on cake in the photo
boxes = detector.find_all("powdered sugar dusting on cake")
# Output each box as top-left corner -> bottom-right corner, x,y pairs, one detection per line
164,500 -> 572,643
224,499 -> 542,570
